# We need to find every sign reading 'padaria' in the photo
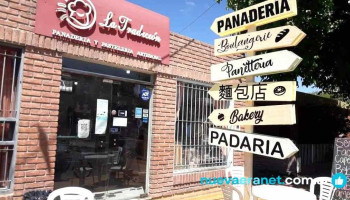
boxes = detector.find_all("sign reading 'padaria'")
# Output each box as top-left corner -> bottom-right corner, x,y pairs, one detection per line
211,50 -> 302,82
209,128 -> 299,159
209,81 -> 296,101
208,104 -> 296,126
211,0 -> 298,36
214,26 -> 306,56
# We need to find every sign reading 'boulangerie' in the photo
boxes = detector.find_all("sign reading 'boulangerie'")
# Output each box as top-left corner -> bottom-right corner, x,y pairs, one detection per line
209,81 -> 296,101
208,104 -> 296,126
211,50 -> 302,82
34,0 -> 170,64
214,26 -> 306,56
211,0 -> 298,36
209,128 -> 299,159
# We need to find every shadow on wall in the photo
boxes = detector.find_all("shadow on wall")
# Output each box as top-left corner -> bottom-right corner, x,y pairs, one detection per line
39,127 -> 52,174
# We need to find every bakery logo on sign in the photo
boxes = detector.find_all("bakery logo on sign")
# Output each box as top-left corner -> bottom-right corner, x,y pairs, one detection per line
57,0 -> 97,30
275,29 -> 290,42
56,0 -> 161,43
274,86 -> 286,96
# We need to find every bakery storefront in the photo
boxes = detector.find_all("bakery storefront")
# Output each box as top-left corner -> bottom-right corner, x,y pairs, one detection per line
0,0 -> 245,199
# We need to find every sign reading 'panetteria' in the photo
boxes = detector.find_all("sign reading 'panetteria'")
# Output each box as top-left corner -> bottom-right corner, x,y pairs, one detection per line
211,50 -> 302,82
209,104 -> 296,126
214,26 -> 305,56
209,81 -> 296,101
211,0 -> 298,36
209,128 -> 299,159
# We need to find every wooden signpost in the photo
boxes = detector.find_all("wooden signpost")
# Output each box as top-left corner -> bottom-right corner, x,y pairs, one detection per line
209,1 -> 304,199
211,50 -> 302,82
210,0 -> 298,37
214,25 -> 306,56
208,81 -> 296,101
209,128 -> 299,159
209,104 -> 296,126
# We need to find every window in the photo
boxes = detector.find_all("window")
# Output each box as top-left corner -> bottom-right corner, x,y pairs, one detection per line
0,45 -> 22,193
174,81 -> 232,172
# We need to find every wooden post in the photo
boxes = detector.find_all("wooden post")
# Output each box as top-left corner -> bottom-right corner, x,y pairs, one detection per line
244,25 -> 256,200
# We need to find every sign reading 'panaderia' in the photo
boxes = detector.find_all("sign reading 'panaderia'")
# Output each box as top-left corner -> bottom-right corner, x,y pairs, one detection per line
34,0 -> 170,64
209,128 -> 299,159
209,81 -> 296,101
209,104 -> 296,126
211,0 -> 298,36
214,26 -> 306,56
211,50 -> 302,82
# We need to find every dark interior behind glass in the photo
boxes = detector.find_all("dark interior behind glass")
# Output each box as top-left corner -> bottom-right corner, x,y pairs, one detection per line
55,58 -> 152,199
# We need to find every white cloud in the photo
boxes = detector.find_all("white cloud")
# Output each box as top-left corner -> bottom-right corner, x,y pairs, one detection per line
185,1 -> 195,6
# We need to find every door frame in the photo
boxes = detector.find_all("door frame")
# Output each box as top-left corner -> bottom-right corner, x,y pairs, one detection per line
60,60 -> 154,196
145,87 -> 153,194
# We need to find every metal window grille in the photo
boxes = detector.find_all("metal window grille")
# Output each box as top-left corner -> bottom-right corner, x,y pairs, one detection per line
174,81 -> 231,172
0,45 -> 22,193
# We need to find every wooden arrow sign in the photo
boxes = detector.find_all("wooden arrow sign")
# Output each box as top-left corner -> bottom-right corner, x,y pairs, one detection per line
209,81 -> 296,101
211,50 -> 302,82
209,128 -> 299,159
210,0 -> 298,37
214,26 -> 306,56
208,104 -> 296,126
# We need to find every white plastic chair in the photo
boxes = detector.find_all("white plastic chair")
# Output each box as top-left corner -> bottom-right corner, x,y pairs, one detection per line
222,166 -> 244,200
48,187 -> 94,200
309,177 -> 335,200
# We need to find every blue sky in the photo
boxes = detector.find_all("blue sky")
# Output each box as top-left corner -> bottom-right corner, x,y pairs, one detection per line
128,0 -> 320,94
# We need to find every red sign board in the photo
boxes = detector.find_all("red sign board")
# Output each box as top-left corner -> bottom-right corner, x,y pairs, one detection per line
35,0 -> 170,64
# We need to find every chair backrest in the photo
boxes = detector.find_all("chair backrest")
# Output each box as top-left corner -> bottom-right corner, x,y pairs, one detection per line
112,147 -> 123,165
310,177 -> 335,200
225,166 -> 245,200
48,187 -> 94,200
221,184 -> 243,200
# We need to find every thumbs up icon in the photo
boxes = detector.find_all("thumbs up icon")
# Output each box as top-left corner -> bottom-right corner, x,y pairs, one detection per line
332,173 -> 347,189
335,176 -> 344,186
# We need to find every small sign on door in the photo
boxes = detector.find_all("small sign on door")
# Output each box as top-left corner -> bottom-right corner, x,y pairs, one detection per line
135,107 -> 142,118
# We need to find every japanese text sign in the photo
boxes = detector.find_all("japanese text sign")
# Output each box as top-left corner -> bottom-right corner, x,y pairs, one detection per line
209,81 -> 296,101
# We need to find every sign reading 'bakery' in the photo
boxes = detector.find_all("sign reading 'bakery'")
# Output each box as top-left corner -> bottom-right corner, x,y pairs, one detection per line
208,104 -> 296,126
34,0 -> 170,64
211,0 -> 298,36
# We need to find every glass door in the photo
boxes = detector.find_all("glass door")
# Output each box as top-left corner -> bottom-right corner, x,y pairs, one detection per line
102,81 -> 150,199
55,72 -> 151,200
